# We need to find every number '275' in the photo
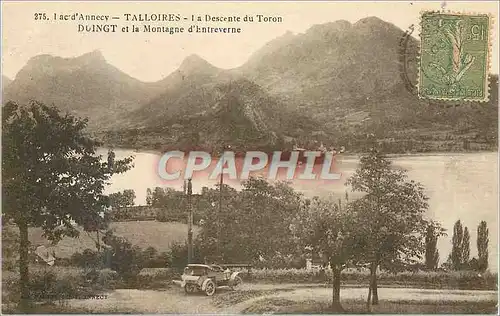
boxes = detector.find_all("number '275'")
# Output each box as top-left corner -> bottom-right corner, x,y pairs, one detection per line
34,13 -> 48,20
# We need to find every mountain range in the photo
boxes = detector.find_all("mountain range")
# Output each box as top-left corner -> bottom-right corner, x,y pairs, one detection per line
2,17 -> 498,153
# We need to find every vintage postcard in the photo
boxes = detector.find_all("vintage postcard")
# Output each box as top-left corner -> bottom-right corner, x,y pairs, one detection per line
1,1 -> 498,314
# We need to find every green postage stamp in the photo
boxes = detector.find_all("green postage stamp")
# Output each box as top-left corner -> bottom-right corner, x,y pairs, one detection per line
419,12 -> 492,102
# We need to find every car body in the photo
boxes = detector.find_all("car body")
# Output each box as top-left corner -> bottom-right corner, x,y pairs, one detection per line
180,264 -> 243,296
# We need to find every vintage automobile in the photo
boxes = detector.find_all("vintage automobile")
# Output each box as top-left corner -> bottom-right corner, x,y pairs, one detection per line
180,264 -> 243,296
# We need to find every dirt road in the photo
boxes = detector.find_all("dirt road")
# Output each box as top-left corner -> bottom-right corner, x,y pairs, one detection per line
64,284 -> 498,314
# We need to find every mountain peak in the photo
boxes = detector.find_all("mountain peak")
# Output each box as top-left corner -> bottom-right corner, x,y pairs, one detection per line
77,50 -> 106,63
182,53 -> 204,62
353,16 -> 397,31
307,20 -> 352,34
71,50 -> 108,68
355,16 -> 385,25
178,54 -> 217,75
27,53 -> 60,64
25,50 -> 107,69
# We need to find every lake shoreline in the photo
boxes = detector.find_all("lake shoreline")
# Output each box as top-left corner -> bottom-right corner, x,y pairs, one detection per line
102,147 -> 499,159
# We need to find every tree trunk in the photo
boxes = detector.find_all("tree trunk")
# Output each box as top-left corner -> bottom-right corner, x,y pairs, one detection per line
366,280 -> 372,311
18,222 -> 30,311
370,262 -> 379,305
331,264 -> 343,311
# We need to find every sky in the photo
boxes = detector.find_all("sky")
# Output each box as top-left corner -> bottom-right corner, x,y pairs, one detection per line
2,1 -> 499,82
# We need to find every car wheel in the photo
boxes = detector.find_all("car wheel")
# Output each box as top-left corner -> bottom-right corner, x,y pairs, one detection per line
230,276 -> 242,290
184,284 -> 196,294
204,279 -> 216,296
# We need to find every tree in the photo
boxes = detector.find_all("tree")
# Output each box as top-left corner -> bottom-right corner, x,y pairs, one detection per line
462,226 -> 470,268
292,196 -> 358,310
2,224 -> 19,270
197,183 -> 241,262
2,101 -> 133,309
451,220 -> 464,270
237,179 -> 305,261
425,223 -> 445,270
147,187 -> 187,222
109,189 -> 136,208
477,221 -> 489,272
146,188 -> 153,206
197,178 -> 305,264
147,187 -> 184,208
346,147 -> 430,307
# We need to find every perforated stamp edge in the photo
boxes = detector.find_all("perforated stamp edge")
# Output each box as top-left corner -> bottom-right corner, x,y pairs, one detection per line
417,11 -> 494,103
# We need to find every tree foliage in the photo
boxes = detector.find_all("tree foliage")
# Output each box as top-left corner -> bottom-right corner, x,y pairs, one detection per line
1,225 -> 19,270
462,226 -> 470,267
425,226 -> 439,270
345,147 -> 431,305
146,187 -> 183,207
2,101 -> 133,237
451,220 -> 464,270
292,196 -> 359,309
102,231 -> 144,279
2,101 -> 133,306
425,223 -> 446,270
477,221 -> 489,272
197,178 -> 305,264
109,189 -> 136,208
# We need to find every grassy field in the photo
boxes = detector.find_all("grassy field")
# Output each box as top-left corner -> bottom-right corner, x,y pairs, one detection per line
27,221 -> 198,257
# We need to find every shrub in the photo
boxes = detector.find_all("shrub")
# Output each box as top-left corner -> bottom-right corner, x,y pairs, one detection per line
147,251 -> 171,268
70,248 -> 104,268
64,239 -> 172,286
141,247 -> 171,268
253,254 -> 307,269
132,268 -> 177,289
2,266 -> 122,305
3,268 -> 99,303
246,268 -> 498,290
55,257 -> 73,266
102,231 -> 145,280
156,211 -> 186,223
169,242 -> 203,270
93,268 -> 120,289
170,242 -> 188,269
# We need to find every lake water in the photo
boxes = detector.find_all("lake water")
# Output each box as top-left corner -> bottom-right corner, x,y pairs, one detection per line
100,148 -> 498,272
